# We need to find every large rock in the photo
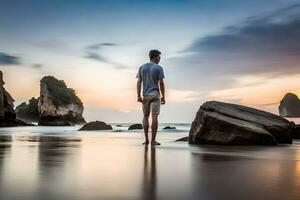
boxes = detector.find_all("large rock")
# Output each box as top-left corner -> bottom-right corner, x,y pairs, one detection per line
16,97 -> 39,123
279,93 -> 300,117
0,71 -> 30,127
38,76 -> 86,126
79,121 -> 112,131
189,101 -> 293,145
128,123 -> 143,130
291,124 -> 300,139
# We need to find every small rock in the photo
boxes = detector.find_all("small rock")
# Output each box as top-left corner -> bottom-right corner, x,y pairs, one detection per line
163,126 -> 176,130
128,123 -> 143,130
79,121 -> 112,131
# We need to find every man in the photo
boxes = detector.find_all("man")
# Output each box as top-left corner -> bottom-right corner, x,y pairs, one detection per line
136,50 -> 165,146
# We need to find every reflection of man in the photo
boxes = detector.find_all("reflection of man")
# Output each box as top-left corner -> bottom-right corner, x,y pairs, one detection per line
136,50 -> 165,146
0,71 -> 5,120
142,146 -> 157,200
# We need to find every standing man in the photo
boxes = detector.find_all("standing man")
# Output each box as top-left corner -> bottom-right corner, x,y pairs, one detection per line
136,50 -> 165,146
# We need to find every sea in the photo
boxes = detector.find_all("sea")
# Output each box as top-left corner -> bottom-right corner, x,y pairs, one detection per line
0,122 -> 300,200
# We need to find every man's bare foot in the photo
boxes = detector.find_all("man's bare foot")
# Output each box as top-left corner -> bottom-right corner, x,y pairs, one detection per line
142,141 -> 149,145
151,141 -> 160,146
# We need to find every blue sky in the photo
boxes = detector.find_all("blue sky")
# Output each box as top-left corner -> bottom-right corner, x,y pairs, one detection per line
1,0 -> 300,122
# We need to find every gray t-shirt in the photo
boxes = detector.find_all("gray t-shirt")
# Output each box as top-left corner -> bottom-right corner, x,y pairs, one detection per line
136,63 -> 165,96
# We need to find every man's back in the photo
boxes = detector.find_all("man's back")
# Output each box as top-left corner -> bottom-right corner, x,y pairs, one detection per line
136,63 -> 165,97
136,49 -> 165,146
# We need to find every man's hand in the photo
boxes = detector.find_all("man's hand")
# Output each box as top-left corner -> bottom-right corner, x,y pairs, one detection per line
137,96 -> 143,103
161,97 -> 166,105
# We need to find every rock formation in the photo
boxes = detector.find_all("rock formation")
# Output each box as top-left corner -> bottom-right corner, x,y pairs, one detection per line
38,76 -> 86,126
79,121 -> 112,131
16,97 -> 39,122
0,71 -> 30,127
189,101 -> 293,145
279,93 -> 300,117
128,123 -> 143,130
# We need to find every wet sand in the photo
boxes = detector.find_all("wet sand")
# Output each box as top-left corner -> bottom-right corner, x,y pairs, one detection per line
0,129 -> 300,200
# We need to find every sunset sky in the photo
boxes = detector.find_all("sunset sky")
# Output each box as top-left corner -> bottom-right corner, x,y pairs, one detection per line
1,0 -> 300,123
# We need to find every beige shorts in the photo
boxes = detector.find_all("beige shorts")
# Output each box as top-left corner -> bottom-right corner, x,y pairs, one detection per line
142,95 -> 161,116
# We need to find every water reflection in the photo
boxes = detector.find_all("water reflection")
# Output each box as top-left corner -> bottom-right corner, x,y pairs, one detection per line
0,136 -> 11,199
142,146 -> 157,200
36,136 -> 81,200
0,136 -> 12,169
190,147 -> 300,200
37,136 -> 81,168
2,132 -> 300,200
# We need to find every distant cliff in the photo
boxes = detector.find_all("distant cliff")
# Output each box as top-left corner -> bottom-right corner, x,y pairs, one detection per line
279,93 -> 300,117
16,97 -> 39,122
38,76 -> 86,126
0,71 -> 29,127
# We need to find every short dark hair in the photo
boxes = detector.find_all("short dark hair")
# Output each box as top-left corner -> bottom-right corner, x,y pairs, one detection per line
149,50 -> 161,60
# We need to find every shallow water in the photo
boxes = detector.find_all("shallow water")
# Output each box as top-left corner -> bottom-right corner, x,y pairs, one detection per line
0,126 -> 300,200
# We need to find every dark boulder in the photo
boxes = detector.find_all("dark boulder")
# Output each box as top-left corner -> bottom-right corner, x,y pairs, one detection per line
189,101 -> 293,145
79,121 -> 112,131
163,126 -> 176,130
128,123 -> 143,130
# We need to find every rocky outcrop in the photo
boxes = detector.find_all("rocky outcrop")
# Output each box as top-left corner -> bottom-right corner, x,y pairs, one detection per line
16,97 -> 39,122
128,123 -> 143,130
189,101 -> 293,145
38,76 -> 86,126
0,71 -> 30,127
79,121 -> 112,131
163,126 -> 176,130
279,93 -> 300,117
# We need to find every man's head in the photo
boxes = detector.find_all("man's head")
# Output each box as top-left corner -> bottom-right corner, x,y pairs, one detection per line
149,50 -> 161,64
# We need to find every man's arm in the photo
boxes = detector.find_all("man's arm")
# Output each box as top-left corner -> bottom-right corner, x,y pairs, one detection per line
137,78 -> 143,103
159,79 -> 165,104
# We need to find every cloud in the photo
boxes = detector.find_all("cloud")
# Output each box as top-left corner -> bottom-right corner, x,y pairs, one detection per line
206,73 -> 300,114
0,52 -> 20,65
181,3 -> 300,76
85,52 -> 108,63
188,3 -> 300,54
84,42 -> 128,69
87,43 -> 119,50
166,3 -> 300,93
31,64 -> 43,69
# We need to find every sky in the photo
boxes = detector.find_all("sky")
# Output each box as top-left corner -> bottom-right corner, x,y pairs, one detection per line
0,0 -> 300,123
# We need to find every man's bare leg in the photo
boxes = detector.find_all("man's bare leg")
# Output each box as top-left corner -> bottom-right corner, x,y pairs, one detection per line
143,115 -> 149,145
151,114 -> 160,145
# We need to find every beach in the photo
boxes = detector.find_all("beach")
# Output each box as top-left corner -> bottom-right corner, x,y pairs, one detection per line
0,125 -> 300,200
